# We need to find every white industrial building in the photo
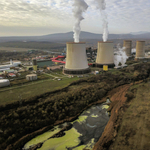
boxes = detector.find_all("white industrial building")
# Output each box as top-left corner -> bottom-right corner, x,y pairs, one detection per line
0,79 -> 10,88
0,68 -> 10,72
96,41 -> 114,68
0,60 -> 21,69
64,42 -> 90,74
26,74 -> 37,81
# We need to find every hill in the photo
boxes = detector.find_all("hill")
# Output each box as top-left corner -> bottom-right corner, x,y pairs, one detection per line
1,31 -> 150,43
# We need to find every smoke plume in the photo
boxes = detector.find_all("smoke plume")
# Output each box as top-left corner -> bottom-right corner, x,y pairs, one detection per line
95,0 -> 108,42
114,44 -> 128,68
72,0 -> 88,43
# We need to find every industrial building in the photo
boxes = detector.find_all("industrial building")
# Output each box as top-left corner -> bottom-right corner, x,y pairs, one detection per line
96,41 -> 114,68
135,41 -> 145,59
26,74 -> 37,81
64,42 -> 90,75
0,79 -> 10,88
0,60 -> 21,69
123,40 -> 132,57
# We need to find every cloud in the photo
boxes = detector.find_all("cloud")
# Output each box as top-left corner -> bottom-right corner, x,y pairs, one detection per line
0,0 -> 150,36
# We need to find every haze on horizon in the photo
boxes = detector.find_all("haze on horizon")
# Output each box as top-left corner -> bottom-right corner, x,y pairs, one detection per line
1,0 -> 150,37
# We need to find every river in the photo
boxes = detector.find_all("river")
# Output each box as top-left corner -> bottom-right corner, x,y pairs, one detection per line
23,102 -> 110,150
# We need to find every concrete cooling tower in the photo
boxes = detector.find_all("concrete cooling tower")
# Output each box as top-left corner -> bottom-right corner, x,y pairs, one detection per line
96,41 -> 114,68
123,40 -> 132,57
64,42 -> 90,75
135,41 -> 145,59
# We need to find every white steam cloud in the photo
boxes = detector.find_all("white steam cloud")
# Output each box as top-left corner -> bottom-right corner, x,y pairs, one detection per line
72,0 -> 88,43
95,0 -> 108,42
114,44 -> 128,68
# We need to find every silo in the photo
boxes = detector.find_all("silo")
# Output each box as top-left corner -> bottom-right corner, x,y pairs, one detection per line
32,59 -> 37,71
96,41 -> 114,68
64,42 -> 90,75
0,79 -> 10,87
123,40 -> 132,57
135,41 -> 145,58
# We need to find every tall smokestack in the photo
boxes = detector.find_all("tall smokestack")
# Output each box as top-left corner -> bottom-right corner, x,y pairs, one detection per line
135,41 -> 145,59
64,42 -> 90,74
10,59 -> 13,65
96,41 -> 114,67
123,40 -> 132,57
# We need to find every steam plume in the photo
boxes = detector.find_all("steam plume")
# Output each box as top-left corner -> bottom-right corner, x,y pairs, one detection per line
95,0 -> 108,42
72,0 -> 88,43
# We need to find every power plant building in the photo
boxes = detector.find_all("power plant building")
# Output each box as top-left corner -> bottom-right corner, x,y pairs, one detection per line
135,41 -> 145,58
123,40 -> 132,57
64,42 -> 90,74
96,41 -> 114,68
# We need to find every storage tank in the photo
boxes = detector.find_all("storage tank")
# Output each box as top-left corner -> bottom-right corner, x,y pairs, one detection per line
96,41 -> 114,68
135,41 -> 145,58
32,59 -> 37,71
26,74 -> 37,81
123,40 -> 132,57
64,42 -> 90,75
0,79 -> 10,87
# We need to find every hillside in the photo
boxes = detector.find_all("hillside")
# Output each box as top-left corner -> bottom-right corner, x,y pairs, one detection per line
0,31 -> 150,43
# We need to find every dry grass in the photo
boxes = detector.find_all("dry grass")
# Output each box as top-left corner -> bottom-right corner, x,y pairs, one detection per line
110,82 -> 150,150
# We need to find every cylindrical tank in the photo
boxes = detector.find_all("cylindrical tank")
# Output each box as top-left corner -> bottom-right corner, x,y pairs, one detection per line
135,41 -> 145,58
123,40 -> 132,57
33,59 -> 37,65
32,59 -> 37,71
26,74 -> 37,81
0,79 -> 10,87
64,42 -> 90,74
96,41 -> 114,68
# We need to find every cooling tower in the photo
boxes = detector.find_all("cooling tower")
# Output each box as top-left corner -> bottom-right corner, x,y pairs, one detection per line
96,41 -> 114,68
32,59 -> 37,71
64,42 -> 90,75
123,40 -> 132,57
135,41 -> 145,58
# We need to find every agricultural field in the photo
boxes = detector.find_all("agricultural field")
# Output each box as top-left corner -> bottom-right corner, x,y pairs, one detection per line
0,76 -> 79,105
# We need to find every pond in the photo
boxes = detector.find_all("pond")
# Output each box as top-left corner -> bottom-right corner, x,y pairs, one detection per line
23,102 -> 110,150
37,60 -> 54,68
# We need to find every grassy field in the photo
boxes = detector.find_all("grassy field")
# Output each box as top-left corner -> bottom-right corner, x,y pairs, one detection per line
110,82 -> 150,150
0,77 -> 79,105
0,47 -> 29,52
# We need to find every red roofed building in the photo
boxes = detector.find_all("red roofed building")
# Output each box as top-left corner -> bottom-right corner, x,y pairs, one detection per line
8,73 -> 16,77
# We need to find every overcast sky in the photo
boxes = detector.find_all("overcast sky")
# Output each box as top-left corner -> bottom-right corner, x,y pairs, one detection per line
0,0 -> 150,36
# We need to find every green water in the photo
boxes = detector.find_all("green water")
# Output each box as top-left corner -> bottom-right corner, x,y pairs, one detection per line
24,103 -> 110,150
24,125 -> 61,149
37,128 -> 81,150
37,61 -> 54,67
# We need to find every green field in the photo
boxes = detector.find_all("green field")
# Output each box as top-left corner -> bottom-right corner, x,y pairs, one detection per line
0,77 -> 78,105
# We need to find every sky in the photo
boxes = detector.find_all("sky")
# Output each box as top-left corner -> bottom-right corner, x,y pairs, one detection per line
0,0 -> 150,36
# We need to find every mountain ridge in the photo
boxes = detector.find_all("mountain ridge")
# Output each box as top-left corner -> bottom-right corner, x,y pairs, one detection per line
0,31 -> 150,43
